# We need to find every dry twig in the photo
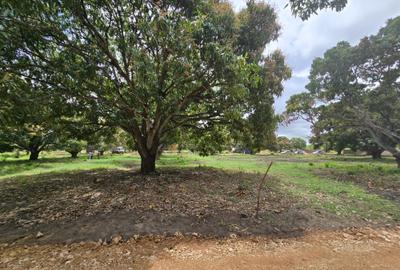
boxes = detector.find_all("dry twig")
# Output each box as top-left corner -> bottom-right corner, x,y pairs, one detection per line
255,162 -> 273,218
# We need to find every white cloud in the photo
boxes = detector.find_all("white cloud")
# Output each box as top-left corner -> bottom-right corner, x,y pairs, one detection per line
293,67 -> 310,79
277,119 -> 311,141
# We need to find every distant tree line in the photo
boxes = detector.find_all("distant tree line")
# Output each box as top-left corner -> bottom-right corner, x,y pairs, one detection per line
272,136 -> 307,152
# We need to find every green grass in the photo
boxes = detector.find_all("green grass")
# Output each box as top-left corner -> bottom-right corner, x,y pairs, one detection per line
158,153 -> 268,172
272,163 -> 399,220
1,151 -> 399,223
0,153 -> 140,179
158,153 -> 400,221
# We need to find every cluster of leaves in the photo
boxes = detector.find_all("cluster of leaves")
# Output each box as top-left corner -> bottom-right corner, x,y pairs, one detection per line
287,0 -> 348,20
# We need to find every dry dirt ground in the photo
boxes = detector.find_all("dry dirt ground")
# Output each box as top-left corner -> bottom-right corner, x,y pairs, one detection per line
1,227 -> 399,269
1,167 -> 399,269
0,168 -> 355,245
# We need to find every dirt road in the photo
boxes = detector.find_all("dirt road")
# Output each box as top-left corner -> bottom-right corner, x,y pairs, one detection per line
1,227 -> 399,270
151,227 -> 400,270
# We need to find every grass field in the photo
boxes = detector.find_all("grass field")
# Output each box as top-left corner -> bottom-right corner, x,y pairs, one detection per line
0,150 -> 399,248
1,151 -> 399,225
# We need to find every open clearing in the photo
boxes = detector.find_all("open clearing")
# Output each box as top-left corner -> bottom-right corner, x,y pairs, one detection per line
1,152 -> 400,269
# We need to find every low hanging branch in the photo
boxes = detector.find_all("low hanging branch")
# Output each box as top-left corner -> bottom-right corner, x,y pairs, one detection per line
255,161 -> 273,218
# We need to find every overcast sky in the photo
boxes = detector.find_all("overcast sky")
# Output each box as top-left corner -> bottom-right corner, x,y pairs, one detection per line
231,0 -> 400,140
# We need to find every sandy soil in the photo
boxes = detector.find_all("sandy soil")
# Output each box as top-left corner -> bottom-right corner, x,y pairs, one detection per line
1,227 -> 399,270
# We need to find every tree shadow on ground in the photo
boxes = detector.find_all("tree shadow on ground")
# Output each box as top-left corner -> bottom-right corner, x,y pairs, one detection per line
0,168 -> 384,245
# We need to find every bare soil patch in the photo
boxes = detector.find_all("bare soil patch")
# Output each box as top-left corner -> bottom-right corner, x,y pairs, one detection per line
1,227 -> 399,269
151,226 -> 400,270
1,168 -> 354,245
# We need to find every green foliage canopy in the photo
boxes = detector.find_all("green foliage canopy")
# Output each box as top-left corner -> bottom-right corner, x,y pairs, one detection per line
0,0 -> 289,172
290,137 -> 307,150
285,17 -> 400,166
0,74 -> 59,160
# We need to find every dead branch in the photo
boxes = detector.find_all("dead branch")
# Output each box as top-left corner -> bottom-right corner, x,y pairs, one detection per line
255,161 -> 273,218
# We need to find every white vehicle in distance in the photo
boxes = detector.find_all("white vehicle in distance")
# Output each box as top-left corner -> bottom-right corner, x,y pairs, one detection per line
111,146 -> 125,154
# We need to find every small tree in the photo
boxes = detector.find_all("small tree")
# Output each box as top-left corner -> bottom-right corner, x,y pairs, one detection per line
63,140 -> 85,158
276,136 -> 291,152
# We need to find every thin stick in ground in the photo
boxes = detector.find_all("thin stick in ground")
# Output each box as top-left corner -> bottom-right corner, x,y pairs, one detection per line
255,162 -> 273,218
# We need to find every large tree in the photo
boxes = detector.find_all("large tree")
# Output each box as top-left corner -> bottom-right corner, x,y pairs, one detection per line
286,97 -> 386,158
0,72 -> 110,160
286,17 -> 400,167
239,50 -> 291,153
1,0 -> 288,173
231,1 -> 291,153
0,74 -> 58,160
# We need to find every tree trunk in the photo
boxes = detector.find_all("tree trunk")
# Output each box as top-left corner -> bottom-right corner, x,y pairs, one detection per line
370,150 -> 383,159
29,150 -> 40,161
70,152 -> 79,158
140,154 -> 156,174
395,154 -> 400,168
127,125 -> 161,174
156,144 -> 164,160
364,127 -> 400,168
